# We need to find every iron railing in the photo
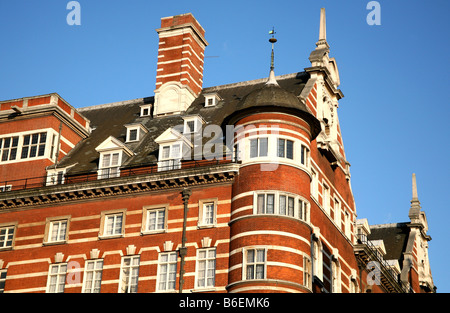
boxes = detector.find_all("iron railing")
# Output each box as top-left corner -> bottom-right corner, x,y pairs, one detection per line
357,233 -> 413,293
0,157 -> 236,193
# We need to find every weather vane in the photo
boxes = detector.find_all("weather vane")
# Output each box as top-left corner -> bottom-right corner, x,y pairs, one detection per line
268,27 -> 277,71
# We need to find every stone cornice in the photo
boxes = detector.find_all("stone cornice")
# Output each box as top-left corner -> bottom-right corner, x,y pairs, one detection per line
0,163 -> 239,211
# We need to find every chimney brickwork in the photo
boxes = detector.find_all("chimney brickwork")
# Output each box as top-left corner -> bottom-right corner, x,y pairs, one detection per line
155,13 -> 208,97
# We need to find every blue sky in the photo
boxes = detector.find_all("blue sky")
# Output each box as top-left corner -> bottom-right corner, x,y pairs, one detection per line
0,0 -> 448,292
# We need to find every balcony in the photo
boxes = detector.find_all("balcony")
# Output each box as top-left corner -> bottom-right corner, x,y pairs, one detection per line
0,157 -> 236,193
354,234 -> 412,293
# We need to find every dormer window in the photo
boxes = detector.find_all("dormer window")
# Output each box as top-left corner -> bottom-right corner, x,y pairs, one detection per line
155,127 -> 193,172
182,115 -> 205,134
99,152 -> 121,179
140,104 -> 151,117
129,129 -> 138,141
159,143 -> 181,171
95,136 -> 133,179
204,92 -> 221,107
125,123 -> 148,143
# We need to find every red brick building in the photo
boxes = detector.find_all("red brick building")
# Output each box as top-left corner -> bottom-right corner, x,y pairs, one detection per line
0,10 -> 435,293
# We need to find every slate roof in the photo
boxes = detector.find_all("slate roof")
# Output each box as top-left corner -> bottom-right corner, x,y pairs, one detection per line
368,223 -> 411,262
57,71 -> 316,176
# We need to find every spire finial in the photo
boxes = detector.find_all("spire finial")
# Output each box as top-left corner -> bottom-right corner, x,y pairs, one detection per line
266,27 -> 279,85
409,173 -> 421,220
316,8 -> 330,49
412,173 -> 419,200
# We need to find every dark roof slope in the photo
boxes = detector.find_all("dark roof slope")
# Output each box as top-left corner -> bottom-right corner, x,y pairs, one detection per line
57,72 -> 313,175
368,223 -> 410,261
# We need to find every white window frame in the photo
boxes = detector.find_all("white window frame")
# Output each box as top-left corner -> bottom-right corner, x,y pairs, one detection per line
140,104 -> 151,117
249,137 -> 268,158
312,239 -> 323,281
322,182 -> 330,215
118,255 -> 140,293
303,256 -> 312,289
0,185 -> 12,192
0,224 -> 16,250
20,132 -> 47,160
46,263 -> 67,293
99,210 -> 126,239
300,144 -> 309,166
331,259 -> 341,293
198,198 -> 218,228
253,191 -> 310,222
243,247 -> 267,280
0,129 -> 57,165
82,259 -> 103,293
98,151 -> 122,179
44,218 -> 69,244
0,136 -> 19,162
277,138 -> 294,160
344,210 -> 352,238
142,205 -> 168,234
334,197 -> 341,228
158,143 -> 182,171
127,127 -> 139,142
0,269 -> 6,293
204,93 -> 220,107
311,168 -> 318,199
157,252 -> 178,292
183,115 -> 204,134
195,248 -> 216,289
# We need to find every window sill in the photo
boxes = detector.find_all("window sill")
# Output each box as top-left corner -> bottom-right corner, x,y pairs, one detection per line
98,234 -> 124,240
43,240 -> 67,246
141,229 -> 166,236
197,224 -> 216,229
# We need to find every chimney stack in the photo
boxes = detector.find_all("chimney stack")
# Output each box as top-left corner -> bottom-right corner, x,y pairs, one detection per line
154,13 -> 208,116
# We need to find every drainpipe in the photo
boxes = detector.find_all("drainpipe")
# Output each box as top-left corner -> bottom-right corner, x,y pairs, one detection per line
179,188 -> 192,293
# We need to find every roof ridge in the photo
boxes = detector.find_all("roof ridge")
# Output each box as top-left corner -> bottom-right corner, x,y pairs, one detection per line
202,72 -> 302,92
78,98 -> 144,112
370,222 -> 408,229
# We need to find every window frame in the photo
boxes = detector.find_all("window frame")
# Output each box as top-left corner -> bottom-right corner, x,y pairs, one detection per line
303,256 -> 312,289
140,104 -> 151,117
331,258 -> 341,293
44,216 -> 70,245
249,137 -> 268,158
253,191 -> 310,222
158,143 -> 182,171
82,259 -> 104,293
311,168 -> 318,199
0,136 -> 19,162
99,209 -> 126,239
243,247 -> 267,280
322,182 -> 330,215
141,204 -> 168,235
46,263 -> 67,293
300,144 -> 309,166
98,151 -> 122,179
0,222 -> 17,251
334,197 -> 341,228
0,269 -> 6,293
277,138 -> 294,160
20,132 -> 47,160
312,239 -> 323,281
195,247 -> 216,289
157,251 -> 178,292
198,198 -> 218,228
118,255 -> 140,293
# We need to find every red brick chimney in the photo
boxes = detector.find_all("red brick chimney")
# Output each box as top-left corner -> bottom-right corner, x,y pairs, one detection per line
155,13 -> 208,100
